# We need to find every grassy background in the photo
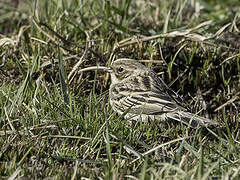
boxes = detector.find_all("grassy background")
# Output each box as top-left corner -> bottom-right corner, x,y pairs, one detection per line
0,0 -> 240,179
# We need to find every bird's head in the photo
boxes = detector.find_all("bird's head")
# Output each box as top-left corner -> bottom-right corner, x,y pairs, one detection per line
105,59 -> 147,84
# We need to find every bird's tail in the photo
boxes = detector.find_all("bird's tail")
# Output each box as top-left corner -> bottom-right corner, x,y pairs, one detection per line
166,111 -> 218,128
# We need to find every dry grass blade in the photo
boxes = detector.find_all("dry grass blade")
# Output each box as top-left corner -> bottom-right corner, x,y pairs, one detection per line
0,37 -> 16,46
112,58 -> 164,64
78,66 -> 109,73
4,107 -> 15,131
32,18 -> 67,55
123,145 -> 142,158
138,60 -> 164,64
214,92 -> 240,112
68,53 -> 86,83
114,20 -> 213,49
131,137 -> 189,164
221,53 -> 240,65
32,18 -> 56,43
0,125 -> 58,136
8,167 -> 22,180
16,25 -> 30,45
210,23 -> 232,39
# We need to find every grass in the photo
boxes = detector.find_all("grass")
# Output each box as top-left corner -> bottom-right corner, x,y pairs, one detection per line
0,0 -> 240,179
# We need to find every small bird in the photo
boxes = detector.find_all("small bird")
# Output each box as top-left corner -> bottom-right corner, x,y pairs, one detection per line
105,58 -> 218,128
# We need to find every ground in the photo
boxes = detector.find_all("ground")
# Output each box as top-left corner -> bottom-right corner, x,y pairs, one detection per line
0,0 -> 240,179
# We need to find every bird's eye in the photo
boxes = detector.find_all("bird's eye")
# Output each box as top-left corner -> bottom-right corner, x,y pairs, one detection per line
117,67 -> 124,73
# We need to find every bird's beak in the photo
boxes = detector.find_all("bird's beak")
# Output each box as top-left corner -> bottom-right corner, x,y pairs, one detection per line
104,67 -> 113,73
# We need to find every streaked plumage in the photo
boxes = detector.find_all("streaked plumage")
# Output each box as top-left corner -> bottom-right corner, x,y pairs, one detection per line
107,59 -> 218,128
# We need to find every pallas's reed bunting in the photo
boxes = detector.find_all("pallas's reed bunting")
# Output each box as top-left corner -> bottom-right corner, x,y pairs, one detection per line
105,59 -> 218,128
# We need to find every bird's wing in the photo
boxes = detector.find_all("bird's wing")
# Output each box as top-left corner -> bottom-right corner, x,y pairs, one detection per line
117,91 -> 183,115
117,92 -> 218,128
111,71 -> 186,115
149,70 -> 189,110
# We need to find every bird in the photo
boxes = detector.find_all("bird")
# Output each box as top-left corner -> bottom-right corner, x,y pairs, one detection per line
105,58 -> 218,128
